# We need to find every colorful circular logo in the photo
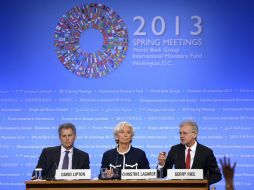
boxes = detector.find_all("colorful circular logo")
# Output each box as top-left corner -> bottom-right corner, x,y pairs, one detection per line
54,3 -> 128,78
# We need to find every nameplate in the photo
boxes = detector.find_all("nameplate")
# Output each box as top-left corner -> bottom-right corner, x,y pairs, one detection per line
167,169 -> 203,179
55,169 -> 91,180
121,169 -> 157,180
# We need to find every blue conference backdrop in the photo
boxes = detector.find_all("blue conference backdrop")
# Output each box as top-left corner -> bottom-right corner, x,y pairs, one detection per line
0,0 -> 254,189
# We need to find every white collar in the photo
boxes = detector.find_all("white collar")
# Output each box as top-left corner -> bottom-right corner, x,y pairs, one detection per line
61,145 -> 73,154
117,144 -> 131,155
185,141 -> 197,152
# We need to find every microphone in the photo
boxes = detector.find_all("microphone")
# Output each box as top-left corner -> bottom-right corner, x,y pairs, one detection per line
115,149 -> 119,167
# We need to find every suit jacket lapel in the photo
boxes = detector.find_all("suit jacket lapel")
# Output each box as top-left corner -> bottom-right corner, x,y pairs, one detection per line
179,144 -> 186,169
72,148 -> 77,169
55,146 -> 61,168
192,143 -> 200,169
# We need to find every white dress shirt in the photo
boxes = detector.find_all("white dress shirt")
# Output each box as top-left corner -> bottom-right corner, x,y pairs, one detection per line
185,141 -> 197,168
58,146 -> 73,169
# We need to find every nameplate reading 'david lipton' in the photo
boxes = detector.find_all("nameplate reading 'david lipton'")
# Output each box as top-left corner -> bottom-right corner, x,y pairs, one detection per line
167,169 -> 203,179
55,169 -> 91,180
121,169 -> 157,180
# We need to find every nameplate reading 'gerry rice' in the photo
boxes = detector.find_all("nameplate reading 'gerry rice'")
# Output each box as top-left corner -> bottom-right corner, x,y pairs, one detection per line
167,169 -> 203,179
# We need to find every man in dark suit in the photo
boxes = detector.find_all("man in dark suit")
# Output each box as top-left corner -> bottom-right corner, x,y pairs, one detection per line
158,120 -> 222,185
33,123 -> 90,179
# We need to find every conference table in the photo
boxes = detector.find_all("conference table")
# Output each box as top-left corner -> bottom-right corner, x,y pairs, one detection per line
25,179 -> 208,190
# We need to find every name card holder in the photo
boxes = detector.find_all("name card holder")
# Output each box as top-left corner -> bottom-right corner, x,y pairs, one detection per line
121,169 -> 157,180
167,169 -> 203,180
55,169 -> 91,180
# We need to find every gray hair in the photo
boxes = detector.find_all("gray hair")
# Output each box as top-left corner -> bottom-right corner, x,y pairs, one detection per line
179,120 -> 199,134
58,123 -> 76,136
113,121 -> 134,144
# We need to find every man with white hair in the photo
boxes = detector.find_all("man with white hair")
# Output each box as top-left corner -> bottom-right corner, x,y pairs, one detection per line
158,120 -> 222,185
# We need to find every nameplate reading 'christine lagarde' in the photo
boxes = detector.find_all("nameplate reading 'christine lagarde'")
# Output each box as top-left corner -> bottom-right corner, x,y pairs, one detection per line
167,169 -> 203,179
55,169 -> 91,180
121,169 -> 157,180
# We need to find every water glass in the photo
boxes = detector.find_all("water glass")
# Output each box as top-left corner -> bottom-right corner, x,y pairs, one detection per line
34,168 -> 43,180
100,168 -> 108,179
157,168 -> 163,178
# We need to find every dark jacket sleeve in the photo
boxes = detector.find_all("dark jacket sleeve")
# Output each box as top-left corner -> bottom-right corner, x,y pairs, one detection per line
35,148 -> 47,168
138,150 -> 150,169
162,148 -> 174,177
72,148 -> 90,169
205,150 -> 222,185
32,148 -> 51,178
101,151 -> 111,169
98,151 -> 110,178
79,151 -> 90,169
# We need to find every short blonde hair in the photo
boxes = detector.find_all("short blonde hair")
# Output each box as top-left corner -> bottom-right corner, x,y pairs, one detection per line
113,121 -> 134,144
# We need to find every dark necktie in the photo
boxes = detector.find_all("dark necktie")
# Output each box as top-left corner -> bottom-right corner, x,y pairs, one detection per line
62,151 -> 70,169
186,148 -> 191,169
